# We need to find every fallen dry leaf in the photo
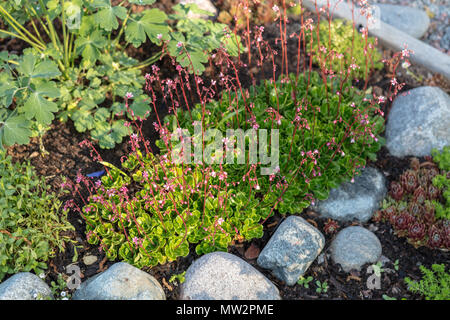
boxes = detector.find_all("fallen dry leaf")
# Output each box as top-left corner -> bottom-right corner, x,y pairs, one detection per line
97,256 -> 108,273
162,278 -> 173,291
346,275 -> 362,282
306,219 -> 318,228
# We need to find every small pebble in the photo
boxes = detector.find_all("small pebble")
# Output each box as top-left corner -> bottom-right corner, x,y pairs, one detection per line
83,255 -> 98,266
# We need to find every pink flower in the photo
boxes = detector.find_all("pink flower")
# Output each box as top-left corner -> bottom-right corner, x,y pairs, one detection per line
377,96 -> 386,104
126,92 -> 133,99
157,34 -> 163,40
132,237 -> 141,246
176,41 -> 183,48
401,48 -> 410,58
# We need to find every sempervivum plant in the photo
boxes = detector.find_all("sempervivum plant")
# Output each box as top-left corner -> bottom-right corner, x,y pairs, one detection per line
376,147 -> 450,250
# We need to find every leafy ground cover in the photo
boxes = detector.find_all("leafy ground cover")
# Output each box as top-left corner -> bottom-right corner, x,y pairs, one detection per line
0,0 -> 449,300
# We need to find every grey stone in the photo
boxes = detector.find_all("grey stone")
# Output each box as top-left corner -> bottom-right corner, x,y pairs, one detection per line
72,262 -> 165,300
386,86 -> 450,157
0,273 -> 52,300
377,4 -> 430,39
312,167 -> 387,222
257,216 -> 325,286
302,1 -> 450,81
180,252 -> 280,300
317,253 -> 326,265
441,26 -> 450,51
179,0 -> 217,19
331,226 -> 382,272
82,255 -> 97,266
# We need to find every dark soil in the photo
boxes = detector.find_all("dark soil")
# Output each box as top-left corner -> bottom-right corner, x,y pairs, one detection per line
4,5 -> 449,300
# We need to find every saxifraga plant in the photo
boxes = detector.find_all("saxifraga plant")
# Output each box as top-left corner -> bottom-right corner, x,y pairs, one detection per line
67,50 -> 385,269
375,147 -> 450,250
0,150 -> 74,281
65,1 -> 407,268
307,19 -> 384,80
0,1 -> 240,149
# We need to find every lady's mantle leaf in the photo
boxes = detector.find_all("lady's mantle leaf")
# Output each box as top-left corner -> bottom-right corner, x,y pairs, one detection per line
0,115 -> 32,147
93,0 -> 127,31
125,9 -> 168,47
16,54 -> 61,78
22,82 -> 60,125
75,30 -> 107,62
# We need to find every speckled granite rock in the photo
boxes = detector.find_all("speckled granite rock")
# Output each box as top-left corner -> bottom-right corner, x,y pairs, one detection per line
331,226 -> 382,272
72,262 -> 165,300
312,167 -> 387,222
257,216 -> 325,286
180,252 -> 281,300
385,86 -> 450,157
0,273 -> 52,300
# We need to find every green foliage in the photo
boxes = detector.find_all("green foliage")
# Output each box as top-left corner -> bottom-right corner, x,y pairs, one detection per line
82,151 -> 265,268
308,19 -> 384,79
370,261 -> 385,277
315,280 -> 328,294
431,147 -> 450,220
81,72 -> 383,269
394,259 -> 400,271
405,264 -> 450,300
166,4 -> 241,74
432,146 -> 450,171
169,271 -> 186,284
37,273 -> 71,300
163,72 -> 384,216
0,52 -> 60,147
297,275 -> 313,288
0,1 -> 240,149
0,151 -> 73,281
